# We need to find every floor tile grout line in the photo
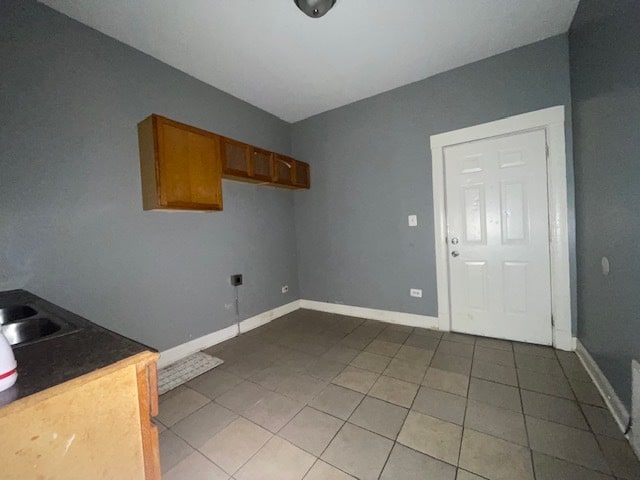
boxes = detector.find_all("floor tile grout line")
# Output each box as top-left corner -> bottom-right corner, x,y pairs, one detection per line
375,439 -> 395,479
321,324 -> 437,478
379,331 -> 464,474
169,411 -> 272,477
460,424 -> 593,478
555,348 -> 618,477
513,339 -> 538,480
455,382 -> 470,470
384,439 -> 463,471
303,457 -> 353,480
453,339 -> 475,470
344,396 -> 410,442
163,315 -> 626,479
312,376 -> 373,476
419,332 -> 441,385
214,427 -> 275,478
457,468 -> 491,480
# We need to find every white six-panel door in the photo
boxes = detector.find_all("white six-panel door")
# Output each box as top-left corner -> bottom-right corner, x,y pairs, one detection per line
444,129 -> 552,345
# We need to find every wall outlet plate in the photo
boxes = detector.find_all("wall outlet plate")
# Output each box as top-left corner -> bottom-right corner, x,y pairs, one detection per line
410,288 -> 422,298
230,274 -> 243,286
408,215 -> 418,227
281,285 -> 289,293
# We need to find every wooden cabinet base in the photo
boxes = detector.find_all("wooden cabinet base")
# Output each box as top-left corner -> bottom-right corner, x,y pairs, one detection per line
0,352 -> 160,480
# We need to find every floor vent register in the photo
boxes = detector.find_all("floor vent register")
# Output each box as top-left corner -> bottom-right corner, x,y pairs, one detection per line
157,352 -> 223,395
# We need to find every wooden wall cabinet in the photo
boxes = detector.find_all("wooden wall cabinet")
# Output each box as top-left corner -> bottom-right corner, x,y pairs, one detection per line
273,154 -> 296,187
221,140 -> 275,184
293,160 -> 311,189
272,155 -> 311,189
220,136 -> 251,180
250,147 -> 274,183
138,114 -> 310,212
138,115 -> 223,211
0,352 -> 160,480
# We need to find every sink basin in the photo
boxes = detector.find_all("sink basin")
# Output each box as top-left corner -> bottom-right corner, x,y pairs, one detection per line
2,318 -> 65,346
0,305 -> 37,325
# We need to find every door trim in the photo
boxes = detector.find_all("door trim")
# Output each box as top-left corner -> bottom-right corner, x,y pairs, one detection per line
430,106 -> 573,350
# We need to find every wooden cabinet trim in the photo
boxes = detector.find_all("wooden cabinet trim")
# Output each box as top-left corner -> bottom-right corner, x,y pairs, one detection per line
250,147 -> 274,183
137,363 -> 160,480
273,154 -> 295,186
0,351 -> 159,418
139,114 -> 223,211
138,116 -> 162,210
0,351 -> 160,480
146,361 -> 159,417
139,114 -> 310,212
292,159 -> 311,189
153,114 -> 217,140
220,136 -> 251,179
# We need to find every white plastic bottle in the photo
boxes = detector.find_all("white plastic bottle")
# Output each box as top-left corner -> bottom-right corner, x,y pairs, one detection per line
0,331 -> 17,392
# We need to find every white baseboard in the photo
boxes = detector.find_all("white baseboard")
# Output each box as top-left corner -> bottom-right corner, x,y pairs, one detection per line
632,360 -> 640,458
158,300 -> 300,368
437,314 -> 451,333
575,340 -> 629,433
239,300 -> 300,333
299,299 -> 439,330
158,324 -> 238,369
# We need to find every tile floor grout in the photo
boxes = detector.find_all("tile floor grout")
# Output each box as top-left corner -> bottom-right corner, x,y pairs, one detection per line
158,310 -> 638,480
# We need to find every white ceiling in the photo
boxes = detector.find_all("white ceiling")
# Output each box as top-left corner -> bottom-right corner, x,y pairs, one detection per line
40,0 -> 579,123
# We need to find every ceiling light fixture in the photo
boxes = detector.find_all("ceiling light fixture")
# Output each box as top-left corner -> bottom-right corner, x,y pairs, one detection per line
294,0 -> 336,18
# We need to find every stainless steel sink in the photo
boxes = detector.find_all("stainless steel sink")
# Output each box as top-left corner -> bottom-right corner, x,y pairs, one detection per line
0,305 -> 37,324
0,305 -> 79,347
2,318 -> 63,346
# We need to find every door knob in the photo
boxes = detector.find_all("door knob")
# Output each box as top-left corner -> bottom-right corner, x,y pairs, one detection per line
451,251 -> 460,258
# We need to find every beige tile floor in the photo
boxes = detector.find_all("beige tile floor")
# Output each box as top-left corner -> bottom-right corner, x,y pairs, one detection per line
157,309 -> 640,480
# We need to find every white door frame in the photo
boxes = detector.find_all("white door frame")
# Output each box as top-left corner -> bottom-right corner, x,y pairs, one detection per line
430,106 -> 573,350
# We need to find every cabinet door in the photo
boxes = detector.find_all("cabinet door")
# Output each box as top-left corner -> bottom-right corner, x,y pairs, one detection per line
157,119 -> 222,210
273,154 -> 295,186
293,161 -> 310,189
221,137 -> 250,179
0,362 -> 150,480
250,148 -> 273,182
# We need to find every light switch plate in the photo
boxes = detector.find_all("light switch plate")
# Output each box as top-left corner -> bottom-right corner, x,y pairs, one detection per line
408,215 -> 418,227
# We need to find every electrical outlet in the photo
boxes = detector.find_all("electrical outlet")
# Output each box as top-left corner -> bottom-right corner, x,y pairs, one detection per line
408,215 -> 418,227
410,288 -> 422,298
281,285 -> 289,293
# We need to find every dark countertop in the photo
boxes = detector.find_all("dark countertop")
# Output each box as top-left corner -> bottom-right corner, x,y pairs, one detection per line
0,289 -> 154,408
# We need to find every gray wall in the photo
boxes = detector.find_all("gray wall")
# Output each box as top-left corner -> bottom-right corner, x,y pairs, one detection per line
0,1 -> 299,351
570,0 -> 640,408
1,1 -> 580,355
292,35 -> 576,328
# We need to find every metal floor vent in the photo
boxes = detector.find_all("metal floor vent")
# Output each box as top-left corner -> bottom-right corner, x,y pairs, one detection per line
158,352 -> 223,395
